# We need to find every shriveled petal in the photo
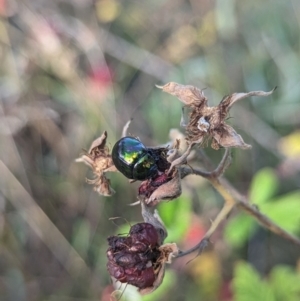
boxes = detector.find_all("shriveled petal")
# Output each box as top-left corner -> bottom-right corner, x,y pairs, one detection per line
159,242 -> 179,263
138,267 -> 165,295
75,154 -> 94,167
122,119 -> 132,137
156,82 -> 207,107
96,175 -> 115,196
76,130 -> 118,196
139,243 -> 179,295
219,88 -> 276,118
88,130 -> 108,153
213,124 -> 251,150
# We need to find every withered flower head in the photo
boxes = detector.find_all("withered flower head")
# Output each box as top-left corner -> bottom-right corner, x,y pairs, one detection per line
106,222 -> 178,294
76,131 -> 117,196
157,82 -> 276,149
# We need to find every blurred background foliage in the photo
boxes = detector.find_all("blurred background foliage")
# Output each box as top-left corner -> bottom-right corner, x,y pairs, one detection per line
0,0 -> 300,300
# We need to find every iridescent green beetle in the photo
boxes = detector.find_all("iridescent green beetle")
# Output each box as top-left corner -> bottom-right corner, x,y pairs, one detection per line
112,137 -> 159,180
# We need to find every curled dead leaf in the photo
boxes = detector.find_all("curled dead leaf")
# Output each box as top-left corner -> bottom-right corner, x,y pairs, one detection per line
156,82 -> 207,107
145,169 -> 182,206
212,124 -> 251,150
76,131 -> 117,196
139,243 -> 178,295
138,168 -> 182,207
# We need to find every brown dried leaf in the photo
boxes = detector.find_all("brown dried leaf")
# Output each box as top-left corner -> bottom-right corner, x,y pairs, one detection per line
156,82 -> 207,107
76,131 -> 117,196
88,131 -> 108,153
213,124 -> 251,149
75,154 -> 94,168
146,170 -> 182,206
139,243 -> 179,295
219,88 -> 276,120
95,175 -> 115,196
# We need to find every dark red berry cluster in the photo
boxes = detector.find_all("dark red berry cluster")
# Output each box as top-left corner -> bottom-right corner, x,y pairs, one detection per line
107,223 -> 161,289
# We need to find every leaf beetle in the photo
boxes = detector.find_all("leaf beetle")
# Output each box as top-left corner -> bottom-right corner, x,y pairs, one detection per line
112,137 -> 159,181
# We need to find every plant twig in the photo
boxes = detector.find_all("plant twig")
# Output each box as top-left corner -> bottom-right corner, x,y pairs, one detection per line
211,148 -> 232,177
176,238 -> 209,258
177,148 -> 300,255
176,199 -> 235,258
176,149 -> 236,258
237,197 -> 300,246
215,178 -> 300,247
167,143 -> 195,174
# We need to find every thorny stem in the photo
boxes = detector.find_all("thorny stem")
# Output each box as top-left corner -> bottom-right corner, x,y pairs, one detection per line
233,186 -> 300,246
211,148 -> 232,177
176,238 -> 209,258
176,200 -> 235,258
176,148 -> 300,258
213,178 -> 300,247
176,149 -> 236,258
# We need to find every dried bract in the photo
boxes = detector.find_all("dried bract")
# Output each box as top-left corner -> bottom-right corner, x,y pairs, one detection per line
157,83 -> 275,149
139,242 -> 178,295
139,169 -> 182,206
76,131 -> 116,196
138,150 -> 182,206
156,82 -> 207,107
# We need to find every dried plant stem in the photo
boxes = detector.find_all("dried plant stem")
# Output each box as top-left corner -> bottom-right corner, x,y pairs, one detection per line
176,199 -> 235,258
205,197 -> 235,238
176,149 -> 236,257
176,148 -> 300,258
0,161 -> 89,276
167,143 -> 195,174
234,188 -> 300,246
214,177 -> 300,246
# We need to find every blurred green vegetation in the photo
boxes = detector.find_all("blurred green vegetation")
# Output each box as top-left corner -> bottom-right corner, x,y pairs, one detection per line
232,262 -> 300,301
0,0 -> 300,300
225,168 -> 300,248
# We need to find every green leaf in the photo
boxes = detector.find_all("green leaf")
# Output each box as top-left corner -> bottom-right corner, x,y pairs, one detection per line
249,168 -> 278,205
232,261 -> 275,301
157,197 -> 180,227
157,194 -> 191,242
260,191 -> 300,233
224,213 -> 254,248
269,265 -> 300,301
